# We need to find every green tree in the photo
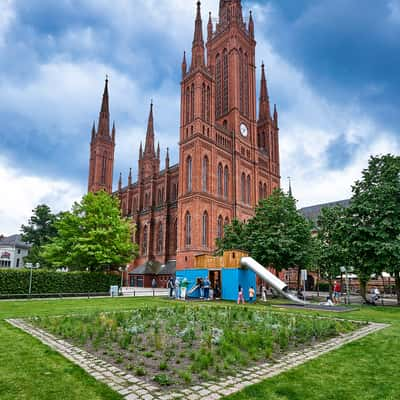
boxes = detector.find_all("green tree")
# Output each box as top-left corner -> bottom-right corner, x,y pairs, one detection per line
246,190 -> 313,281
216,219 -> 249,255
42,191 -> 138,272
21,204 -> 58,268
345,154 -> 400,303
316,206 -> 347,296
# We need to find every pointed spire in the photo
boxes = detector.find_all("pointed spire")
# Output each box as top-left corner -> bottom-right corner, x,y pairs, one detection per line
112,121 -> 116,143
118,172 -> 122,192
165,147 -> 170,169
139,141 -> 143,159
191,1 -> 205,71
288,177 -> 293,198
182,51 -> 187,78
248,10 -> 254,38
207,12 -> 213,41
144,101 -> 155,157
258,63 -> 271,122
274,104 -> 278,126
98,76 -> 110,137
157,142 -> 160,160
128,168 -> 132,186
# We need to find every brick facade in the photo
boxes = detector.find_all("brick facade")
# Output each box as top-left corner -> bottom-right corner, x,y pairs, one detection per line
88,0 -> 281,276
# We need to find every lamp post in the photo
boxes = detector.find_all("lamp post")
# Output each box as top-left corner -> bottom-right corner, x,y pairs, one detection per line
118,267 -> 124,289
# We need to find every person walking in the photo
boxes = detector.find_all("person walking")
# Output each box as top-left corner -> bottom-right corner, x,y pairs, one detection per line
180,277 -> 188,300
203,277 -> 211,300
174,277 -> 180,300
249,286 -> 255,303
167,277 -> 174,298
237,285 -> 245,305
333,281 -> 341,304
151,278 -> 157,289
261,284 -> 267,302
199,277 -> 204,299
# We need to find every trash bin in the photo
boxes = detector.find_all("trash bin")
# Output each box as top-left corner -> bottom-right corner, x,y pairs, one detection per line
110,285 -> 119,297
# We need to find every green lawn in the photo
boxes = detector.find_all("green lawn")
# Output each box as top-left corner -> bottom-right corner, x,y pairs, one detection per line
0,297 -> 398,400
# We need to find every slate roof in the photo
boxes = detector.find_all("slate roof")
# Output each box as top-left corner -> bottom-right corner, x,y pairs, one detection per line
129,260 -> 176,276
299,199 -> 351,224
0,234 -> 31,250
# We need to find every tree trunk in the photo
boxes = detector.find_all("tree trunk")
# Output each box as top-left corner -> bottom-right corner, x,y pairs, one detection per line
359,279 -> 368,302
395,273 -> 400,306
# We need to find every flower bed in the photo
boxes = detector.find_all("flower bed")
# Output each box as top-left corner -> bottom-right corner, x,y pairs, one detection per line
31,305 -> 362,388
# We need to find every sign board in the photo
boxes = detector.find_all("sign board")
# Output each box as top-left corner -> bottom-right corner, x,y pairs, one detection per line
301,269 -> 308,281
1,252 -> 11,259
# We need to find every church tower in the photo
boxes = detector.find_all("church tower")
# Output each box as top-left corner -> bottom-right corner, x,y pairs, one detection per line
88,78 -> 116,193
176,0 -> 280,270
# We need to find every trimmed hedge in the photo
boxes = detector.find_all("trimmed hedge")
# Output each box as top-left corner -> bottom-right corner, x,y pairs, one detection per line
0,269 -> 120,295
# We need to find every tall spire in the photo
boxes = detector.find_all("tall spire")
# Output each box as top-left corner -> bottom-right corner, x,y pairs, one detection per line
139,141 -> 143,159
288,177 -> 293,198
112,121 -> 116,143
274,104 -> 278,127
191,1 -> 205,70
91,121 -> 96,140
118,172 -> 122,192
157,142 -> 160,160
144,101 -> 155,157
207,12 -> 213,41
165,147 -> 170,170
248,10 -> 254,38
182,51 -> 187,78
128,168 -> 132,186
258,63 -> 271,122
97,76 -> 110,137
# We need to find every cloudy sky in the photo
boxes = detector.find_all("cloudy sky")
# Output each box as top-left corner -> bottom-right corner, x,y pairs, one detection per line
0,0 -> 399,235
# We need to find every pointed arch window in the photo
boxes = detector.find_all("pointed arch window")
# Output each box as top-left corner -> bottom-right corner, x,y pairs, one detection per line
224,166 -> 229,199
191,83 -> 195,121
224,217 -> 230,226
185,87 -> 190,125
185,212 -> 192,247
241,173 -> 246,203
202,156 -> 209,192
206,85 -> 211,122
217,163 -> 223,196
217,215 -> 224,239
202,211 -> 209,247
259,182 -> 263,200
142,225 -> 148,256
201,83 -> 206,120
101,152 -> 107,184
216,54 -> 222,117
157,223 -> 163,253
223,49 -> 229,115
247,175 -> 251,204
186,156 -> 192,193
263,183 -> 267,199
158,189 -> 163,205
173,218 -> 178,251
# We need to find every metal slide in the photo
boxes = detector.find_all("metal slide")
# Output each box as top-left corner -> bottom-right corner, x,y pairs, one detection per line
240,257 -> 308,305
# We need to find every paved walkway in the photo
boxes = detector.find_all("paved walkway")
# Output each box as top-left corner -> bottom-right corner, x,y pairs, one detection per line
6,318 -> 389,400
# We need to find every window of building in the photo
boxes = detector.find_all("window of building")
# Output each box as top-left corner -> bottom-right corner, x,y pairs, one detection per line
202,211 -> 208,247
223,49 -> 229,115
216,54 -> 222,117
263,183 -> 267,198
224,166 -> 229,198
157,223 -> 163,253
241,173 -> 246,203
158,189 -> 163,205
185,212 -> 192,247
142,225 -> 148,256
217,215 -> 223,239
202,156 -> 209,192
247,175 -> 251,204
101,152 -> 107,184
201,83 -> 206,120
217,163 -> 223,196
186,156 -> 192,192
16,258 -> 20,268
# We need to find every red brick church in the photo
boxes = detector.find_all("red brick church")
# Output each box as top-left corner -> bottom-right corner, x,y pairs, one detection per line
88,0 -> 280,286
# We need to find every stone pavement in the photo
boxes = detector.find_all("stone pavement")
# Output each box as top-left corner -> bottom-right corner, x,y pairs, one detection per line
6,318 -> 389,400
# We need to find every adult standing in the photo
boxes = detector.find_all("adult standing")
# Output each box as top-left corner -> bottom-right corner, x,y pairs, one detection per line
152,278 -> 157,289
199,278 -> 204,299
249,286 -> 255,303
237,285 -> 245,305
174,277 -> 180,300
261,284 -> 267,302
203,277 -> 211,300
167,277 -> 174,298
333,281 -> 341,304
181,277 -> 188,300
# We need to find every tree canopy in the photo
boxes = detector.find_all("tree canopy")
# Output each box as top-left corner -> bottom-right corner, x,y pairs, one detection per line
42,191 -> 138,272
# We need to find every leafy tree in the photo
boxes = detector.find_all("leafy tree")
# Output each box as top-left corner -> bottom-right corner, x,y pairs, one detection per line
316,206 -> 347,295
344,154 -> 400,303
21,204 -> 58,268
216,219 -> 249,255
42,191 -> 138,272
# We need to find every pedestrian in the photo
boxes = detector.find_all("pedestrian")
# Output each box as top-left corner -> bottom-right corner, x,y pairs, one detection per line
203,277 -> 211,300
152,278 -> 157,289
237,285 -> 245,304
199,277 -> 204,299
180,277 -> 188,300
249,286 -> 255,303
333,281 -> 341,304
261,284 -> 267,302
214,280 -> 221,300
167,277 -> 174,298
174,277 -> 180,300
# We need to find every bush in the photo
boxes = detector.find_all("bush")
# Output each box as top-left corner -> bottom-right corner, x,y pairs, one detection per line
0,269 -> 119,295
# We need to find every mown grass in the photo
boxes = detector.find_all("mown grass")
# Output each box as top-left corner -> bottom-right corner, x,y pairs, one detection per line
0,297 -> 398,399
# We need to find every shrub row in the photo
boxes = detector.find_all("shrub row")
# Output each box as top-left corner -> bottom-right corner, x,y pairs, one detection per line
0,269 -> 120,295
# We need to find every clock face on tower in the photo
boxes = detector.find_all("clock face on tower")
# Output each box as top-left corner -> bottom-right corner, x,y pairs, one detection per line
240,123 -> 248,137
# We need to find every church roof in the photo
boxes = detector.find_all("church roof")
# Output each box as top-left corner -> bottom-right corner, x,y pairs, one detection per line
299,199 -> 350,223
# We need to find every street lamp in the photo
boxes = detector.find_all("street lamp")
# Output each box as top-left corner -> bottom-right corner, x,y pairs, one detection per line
118,267 -> 124,289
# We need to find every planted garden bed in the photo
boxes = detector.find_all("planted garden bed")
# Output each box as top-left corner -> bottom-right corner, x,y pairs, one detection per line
30,305 -> 362,388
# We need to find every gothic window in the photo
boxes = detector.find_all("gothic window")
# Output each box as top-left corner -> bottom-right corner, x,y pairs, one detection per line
244,53 -> 249,116
201,83 -> 206,120
158,189 -> 163,205
101,152 -> 107,184
224,217 -> 230,226
259,182 -> 263,200
202,156 -> 209,192
144,193 -> 150,209
206,86 -> 211,122
216,54 -> 222,117
173,219 -> 178,251
241,173 -> 246,203
185,212 -> 192,247
186,156 -> 192,192
186,87 -> 190,125
142,225 -> 148,256
224,166 -> 229,199
247,175 -> 251,204
133,197 -> 138,213
223,49 -> 229,115
191,83 -> 195,121
217,215 -> 223,239
157,223 -> 163,253
239,48 -> 243,114
202,211 -> 208,247
263,183 -> 267,198
217,163 -> 223,196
